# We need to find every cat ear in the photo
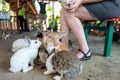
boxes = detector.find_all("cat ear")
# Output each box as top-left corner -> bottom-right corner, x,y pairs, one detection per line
36,31 -> 43,38
51,48 -> 56,54
23,35 -> 31,45
59,31 -> 67,39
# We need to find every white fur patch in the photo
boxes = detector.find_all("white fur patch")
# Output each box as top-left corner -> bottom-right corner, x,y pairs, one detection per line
45,53 -> 55,74
46,46 -> 55,54
53,75 -> 62,80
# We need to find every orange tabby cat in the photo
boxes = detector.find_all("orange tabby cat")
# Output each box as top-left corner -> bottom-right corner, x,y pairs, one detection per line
38,31 -> 69,69
43,31 -> 69,54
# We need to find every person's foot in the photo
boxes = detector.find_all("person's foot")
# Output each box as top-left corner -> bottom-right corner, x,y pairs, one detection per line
18,31 -> 22,34
24,30 -> 30,32
76,49 -> 91,61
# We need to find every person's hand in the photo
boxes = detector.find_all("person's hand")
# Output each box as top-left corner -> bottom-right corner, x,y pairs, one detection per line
68,0 -> 83,12
57,0 -> 61,2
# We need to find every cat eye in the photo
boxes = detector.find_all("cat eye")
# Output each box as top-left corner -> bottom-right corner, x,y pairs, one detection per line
35,41 -> 37,44
48,36 -> 52,38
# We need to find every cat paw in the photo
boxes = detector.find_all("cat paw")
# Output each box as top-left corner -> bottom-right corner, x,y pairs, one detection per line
29,66 -> 34,70
53,75 -> 61,80
44,71 -> 52,75
23,66 -> 33,73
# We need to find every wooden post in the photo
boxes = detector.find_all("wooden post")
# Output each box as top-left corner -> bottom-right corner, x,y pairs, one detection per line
15,0 -> 19,30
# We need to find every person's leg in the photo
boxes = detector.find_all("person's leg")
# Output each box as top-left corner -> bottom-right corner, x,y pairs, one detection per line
44,14 -> 47,31
19,16 -> 24,31
40,14 -> 45,31
18,18 -> 21,32
60,8 -> 70,47
61,5 -> 98,59
40,19 -> 44,30
24,19 -> 29,31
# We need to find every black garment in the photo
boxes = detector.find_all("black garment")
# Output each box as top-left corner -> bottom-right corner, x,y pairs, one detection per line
18,16 -> 29,32
39,2 -> 47,14
84,0 -> 120,20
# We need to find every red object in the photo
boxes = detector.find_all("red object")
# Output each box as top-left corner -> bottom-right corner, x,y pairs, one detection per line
109,17 -> 120,21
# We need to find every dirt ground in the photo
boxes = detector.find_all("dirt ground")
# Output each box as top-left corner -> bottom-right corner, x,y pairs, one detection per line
0,31 -> 120,80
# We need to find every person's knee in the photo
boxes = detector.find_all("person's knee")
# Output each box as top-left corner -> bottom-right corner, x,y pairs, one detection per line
62,6 -> 89,19
61,8 -> 76,18
60,7 -> 86,20
60,8 -> 65,16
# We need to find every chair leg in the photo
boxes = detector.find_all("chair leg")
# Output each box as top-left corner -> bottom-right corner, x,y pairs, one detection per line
104,21 -> 114,57
84,24 -> 89,40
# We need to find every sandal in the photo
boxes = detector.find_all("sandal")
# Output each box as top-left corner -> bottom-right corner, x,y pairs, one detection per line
78,49 -> 91,61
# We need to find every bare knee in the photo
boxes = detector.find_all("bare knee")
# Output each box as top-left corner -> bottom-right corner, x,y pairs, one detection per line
60,6 -> 97,20
60,8 -> 67,18
60,8 -> 79,20
60,8 -> 64,15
